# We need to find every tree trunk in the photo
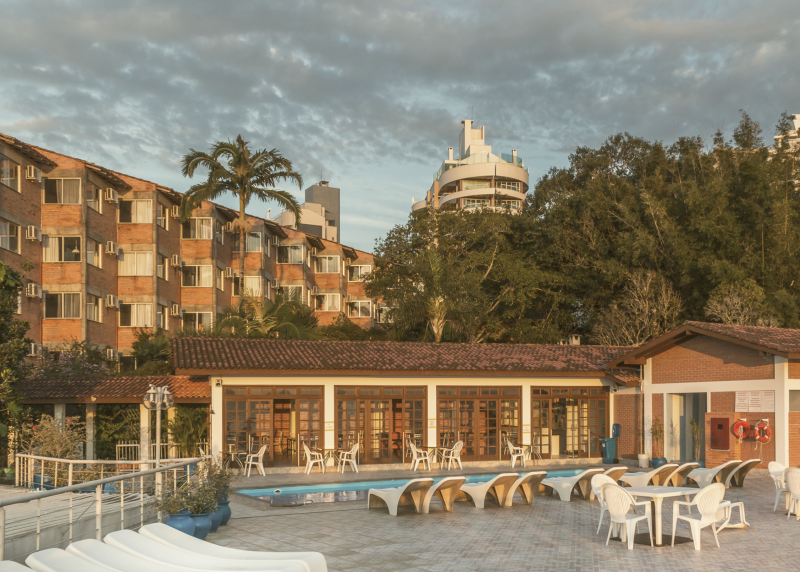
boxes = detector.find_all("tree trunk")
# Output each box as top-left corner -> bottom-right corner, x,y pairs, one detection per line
239,195 -> 246,299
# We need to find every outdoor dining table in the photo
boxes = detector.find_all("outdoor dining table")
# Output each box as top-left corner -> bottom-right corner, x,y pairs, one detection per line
625,486 -> 699,546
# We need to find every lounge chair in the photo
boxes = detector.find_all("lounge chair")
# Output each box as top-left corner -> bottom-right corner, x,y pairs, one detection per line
786,468 -> 800,521
422,476 -> 466,513
104,529 -> 308,572
407,440 -> 432,471
769,462 -> 790,511
441,441 -> 463,470
26,548 -> 120,572
591,474 -> 617,534
503,471 -> 548,507
601,483 -> 653,551
619,463 -> 677,488
139,523 -> 327,571
725,458 -> 761,488
302,443 -> 325,474
665,462 -> 699,487
460,473 -> 520,508
603,466 -> 628,483
368,478 -> 434,516
686,459 -> 741,488
244,444 -> 267,477
507,439 -> 526,468
542,468 -> 604,501
338,443 -> 359,473
0,562 -> 36,571
671,483 -> 726,550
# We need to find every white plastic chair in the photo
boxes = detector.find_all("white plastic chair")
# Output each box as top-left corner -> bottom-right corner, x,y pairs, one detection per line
368,478 -> 434,516
769,461 -> 790,511
507,439 -> 526,468
460,473 -> 519,509
338,442 -> 359,473
619,463 -> 678,487
422,476 -> 466,513
441,441 -> 463,470
785,467 -> 800,521
303,443 -> 325,474
408,440 -> 431,471
671,483 -> 726,550
138,523 -> 328,571
542,468 -> 604,501
591,474 -> 617,534
686,459 -> 741,488
244,444 -> 267,477
601,483 -> 653,551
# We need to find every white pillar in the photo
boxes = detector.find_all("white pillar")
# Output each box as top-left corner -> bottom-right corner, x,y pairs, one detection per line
139,404 -> 151,468
643,360 -> 652,457
210,383 -> 223,457
324,384 -> 335,450
54,403 -> 66,421
426,381 -> 437,447
521,383 -> 531,445
85,404 -> 96,460
775,356 -> 790,467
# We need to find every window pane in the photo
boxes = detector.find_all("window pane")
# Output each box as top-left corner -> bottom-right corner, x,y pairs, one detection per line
62,180 -> 80,204
44,294 -> 59,318
119,200 -> 133,222
64,293 -> 81,318
315,256 -> 338,273
0,156 -> 19,190
133,200 -> 152,223
0,220 -> 19,252
62,237 -> 81,262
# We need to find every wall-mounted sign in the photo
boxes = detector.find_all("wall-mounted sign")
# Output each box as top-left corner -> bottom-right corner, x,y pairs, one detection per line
324,421 -> 334,431
428,419 -> 437,429
522,424 -> 531,433
735,391 -> 775,413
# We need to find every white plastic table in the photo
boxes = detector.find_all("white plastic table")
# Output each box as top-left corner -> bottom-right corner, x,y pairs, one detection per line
625,486 -> 699,546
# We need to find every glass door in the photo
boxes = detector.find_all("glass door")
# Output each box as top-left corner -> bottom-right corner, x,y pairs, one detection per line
295,399 -> 321,460
364,400 -> 391,462
531,395 -> 551,458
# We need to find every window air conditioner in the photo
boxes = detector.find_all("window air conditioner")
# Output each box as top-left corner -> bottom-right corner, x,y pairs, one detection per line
310,247 -> 318,256
25,165 -> 42,181
224,267 -> 235,278
170,254 -> 182,267
104,188 -> 118,203
346,294 -> 352,302
105,241 -> 118,255
224,222 -> 234,233
272,236 -> 280,246
312,286 -> 319,295
28,343 -> 42,357
106,348 -> 118,361
171,304 -> 182,317
271,279 -> 279,288
26,226 -> 42,241
26,283 -> 42,298
171,205 -> 180,219
105,295 -> 118,308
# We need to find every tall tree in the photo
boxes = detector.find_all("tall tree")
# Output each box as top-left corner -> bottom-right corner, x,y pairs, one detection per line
180,135 -> 303,287
216,292 -> 320,339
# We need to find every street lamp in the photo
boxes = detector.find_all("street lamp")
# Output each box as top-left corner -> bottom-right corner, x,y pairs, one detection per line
142,384 -> 174,467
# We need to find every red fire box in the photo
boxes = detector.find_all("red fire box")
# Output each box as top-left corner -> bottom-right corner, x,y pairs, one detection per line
710,418 -> 730,451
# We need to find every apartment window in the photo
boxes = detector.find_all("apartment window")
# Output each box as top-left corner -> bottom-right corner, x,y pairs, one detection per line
86,239 -> 102,268
16,293 -> 22,315
182,218 -> 212,240
500,200 -> 521,210
497,181 -> 520,191
463,179 -> 490,191
44,292 -> 81,318
118,199 -> 152,223
86,294 -> 102,323
377,306 -> 394,324
86,185 -> 101,212
279,285 -> 303,302
0,220 -> 20,253
216,267 -> 224,291
43,236 -> 81,262
215,221 -> 224,244
181,265 -> 212,287
43,179 -> 80,204
156,254 -> 168,280
234,276 -> 262,297
232,231 -> 261,253
0,155 -> 19,192
156,305 -> 169,330
118,251 -> 153,276
348,265 -> 370,282
313,293 -> 340,312
277,245 -> 302,264
156,203 -> 168,229
463,198 -> 490,209
347,300 -> 371,318
119,303 -> 153,327
315,255 -> 339,274
183,312 -> 212,331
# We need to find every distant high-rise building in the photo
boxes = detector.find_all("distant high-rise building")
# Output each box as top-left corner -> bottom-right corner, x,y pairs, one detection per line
272,180 -> 341,242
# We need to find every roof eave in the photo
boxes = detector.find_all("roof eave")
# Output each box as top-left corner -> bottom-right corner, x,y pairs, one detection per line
177,368 -> 616,379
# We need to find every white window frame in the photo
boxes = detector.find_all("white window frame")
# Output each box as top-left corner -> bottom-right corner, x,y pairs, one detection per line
156,304 -> 169,330
279,285 -> 303,302
43,292 -> 81,319
182,217 -> 213,240
15,293 -> 22,315
86,185 -> 102,213
315,255 -> 340,274
347,300 -> 372,319
463,198 -> 490,209
348,265 -> 371,282
43,236 -> 82,262
0,155 -> 20,193
277,245 -> 303,264
233,231 -> 261,253
118,251 -> 153,276
0,219 -> 20,253
86,238 -> 102,268
216,267 -> 224,291
156,254 -> 168,280
156,203 -> 169,230
215,221 -> 224,245
118,199 -> 153,223
497,181 -> 520,191
119,302 -> 153,327
43,178 -> 81,205
181,265 -> 213,287
86,294 -> 103,323
313,293 -> 340,312
499,200 -> 521,210
183,312 -> 213,331
234,276 -> 262,297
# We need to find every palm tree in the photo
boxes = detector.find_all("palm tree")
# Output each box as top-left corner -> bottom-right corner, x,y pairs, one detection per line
180,135 -> 303,286
216,291 -> 320,339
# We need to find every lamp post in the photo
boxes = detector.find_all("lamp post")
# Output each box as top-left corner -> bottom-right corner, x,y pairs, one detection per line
142,384 -> 174,468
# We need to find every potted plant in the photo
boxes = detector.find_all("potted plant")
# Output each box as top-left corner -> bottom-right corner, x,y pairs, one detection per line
154,486 -> 195,536
650,417 -> 667,467
689,417 -> 704,467
198,455 -> 234,531
184,482 -> 218,540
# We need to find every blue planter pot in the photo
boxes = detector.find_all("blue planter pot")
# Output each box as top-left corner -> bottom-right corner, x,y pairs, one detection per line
165,512 -> 195,536
190,513 -> 212,540
185,463 -> 199,477
652,457 -> 668,468
217,500 -> 232,526
208,508 -> 223,533
32,474 -> 54,490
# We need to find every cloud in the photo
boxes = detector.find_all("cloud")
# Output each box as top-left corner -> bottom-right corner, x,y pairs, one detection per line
1,0 -> 798,250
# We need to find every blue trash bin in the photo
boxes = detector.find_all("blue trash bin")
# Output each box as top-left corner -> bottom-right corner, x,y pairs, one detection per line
601,424 -> 621,464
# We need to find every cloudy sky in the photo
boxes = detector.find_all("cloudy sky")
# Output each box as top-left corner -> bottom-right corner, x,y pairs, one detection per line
1,0 -> 798,251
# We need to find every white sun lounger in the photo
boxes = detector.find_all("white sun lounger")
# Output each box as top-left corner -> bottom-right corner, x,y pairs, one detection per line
687,459 -> 742,489
0,562 -> 34,572
368,478 -> 434,516
619,464 -> 678,488
105,529 -> 308,572
725,458 -> 761,488
26,548 -> 131,572
665,462 -> 699,487
422,476 -> 466,513
66,540 -> 225,572
503,471 -> 548,507
603,466 -> 628,482
541,468 -> 604,501
460,473 -> 521,508
139,523 -> 328,572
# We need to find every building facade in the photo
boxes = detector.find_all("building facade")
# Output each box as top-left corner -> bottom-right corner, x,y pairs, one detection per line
272,181 -> 341,242
411,119 -> 529,214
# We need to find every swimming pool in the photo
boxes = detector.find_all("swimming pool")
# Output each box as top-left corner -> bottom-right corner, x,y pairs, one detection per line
239,469 -> 583,504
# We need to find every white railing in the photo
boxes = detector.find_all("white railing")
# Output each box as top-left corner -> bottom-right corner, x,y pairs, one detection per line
115,440 -> 209,461
3,455 -> 201,562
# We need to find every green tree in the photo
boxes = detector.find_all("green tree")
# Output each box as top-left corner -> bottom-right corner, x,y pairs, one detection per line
320,313 -> 388,341
180,135 -> 303,288
703,279 -> 778,326
216,292 -> 320,339
130,329 -> 172,375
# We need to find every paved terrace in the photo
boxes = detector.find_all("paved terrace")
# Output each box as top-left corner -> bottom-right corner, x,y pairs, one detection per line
207,465 -> 798,572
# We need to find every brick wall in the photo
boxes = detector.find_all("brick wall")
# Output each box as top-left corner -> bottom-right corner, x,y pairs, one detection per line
790,412 -> 800,467
182,240 -> 213,259
42,204 -> 81,228
614,393 -> 641,459
86,314 -> 114,349
42,318 -> 81,344
704,411 -> 774,469
87,264 -> 115,295
118,276 -> 154,297
652,336 -> 774,383
181,287 -> 213,306
118,224 -> 152,244
652,393 -> 665,458
789,359 -> 800,380
42,263 -> 81,284
710,392 -> 735,412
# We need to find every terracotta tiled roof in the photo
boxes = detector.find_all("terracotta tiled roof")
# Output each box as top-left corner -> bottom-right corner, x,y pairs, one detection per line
17,376 -> 210,403
172,337 -> 635,381
682,321 -> 800,353
0,133 -> 58,167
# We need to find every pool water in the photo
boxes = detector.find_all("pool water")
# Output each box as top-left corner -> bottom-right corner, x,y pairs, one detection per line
239,469 -> 583,504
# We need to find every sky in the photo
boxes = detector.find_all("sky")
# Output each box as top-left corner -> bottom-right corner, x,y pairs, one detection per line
1,0 -> 799,252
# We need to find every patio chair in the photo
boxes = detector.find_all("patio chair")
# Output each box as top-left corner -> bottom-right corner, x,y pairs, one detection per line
139,523 -> 328,571
603,466 -> 628,483
541,468 -> 604,501
368,478 -> 434,516
460,473 -> 520,509
686,459 -> 741,488
665,462 -> 699,487
302,443 -> 325,474
336,442 -> 359,473
786,468 -> 800,521
422,476 -> 467,513
601,483 -> 653,551
27,548 -> 120,572
769,461 -> 790,511
407,440 -> 432,471
503,471 -> 548,506
244,444 -> 267,477
619,463 -> 678,488
725,458 -> 761,488
591,474 -> 617,534
441,441 -> 463,470
671,483 -> 726,550
507,439 -> 526,468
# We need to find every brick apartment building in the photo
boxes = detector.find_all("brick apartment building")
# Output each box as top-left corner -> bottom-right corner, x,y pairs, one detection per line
0,133 -> 380,362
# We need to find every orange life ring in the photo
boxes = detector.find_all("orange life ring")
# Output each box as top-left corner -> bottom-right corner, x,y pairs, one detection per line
731,420 -> 750,440
754,421 -> 771,443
